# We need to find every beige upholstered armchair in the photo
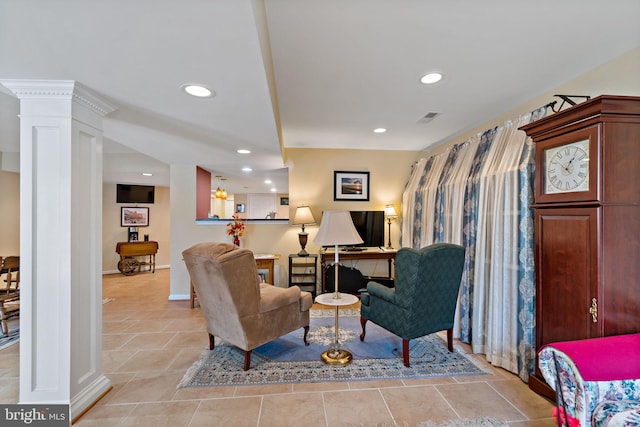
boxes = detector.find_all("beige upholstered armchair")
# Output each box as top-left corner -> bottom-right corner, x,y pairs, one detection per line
182,242 -> 313,370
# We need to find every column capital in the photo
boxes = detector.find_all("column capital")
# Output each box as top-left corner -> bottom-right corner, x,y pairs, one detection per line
1,79 -> 116,117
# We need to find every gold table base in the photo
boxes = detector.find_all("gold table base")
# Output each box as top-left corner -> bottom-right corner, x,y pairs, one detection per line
321,348 -> 353,366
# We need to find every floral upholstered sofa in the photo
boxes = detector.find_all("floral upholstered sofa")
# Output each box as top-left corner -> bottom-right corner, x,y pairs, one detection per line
538,333 -> 640,427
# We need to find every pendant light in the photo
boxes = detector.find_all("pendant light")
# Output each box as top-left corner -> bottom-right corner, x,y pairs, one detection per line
214,176 -> 225,199
220,178 -> 228,200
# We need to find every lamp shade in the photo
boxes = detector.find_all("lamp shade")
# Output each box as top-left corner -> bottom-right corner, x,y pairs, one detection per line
292,206 -> 316,225
384,204 -> 398,218
313,211 -> 363,247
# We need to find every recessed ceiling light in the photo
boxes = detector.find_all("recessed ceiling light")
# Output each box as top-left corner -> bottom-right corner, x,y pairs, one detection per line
264,179 -> 272,184
373,128 -> 387,133
181,84 -> 215,98
237,149 -> 251,154
270,188 -> 277,192
142,172 -> 153,177
242,167 -> 252,172
420,72 -> 443,84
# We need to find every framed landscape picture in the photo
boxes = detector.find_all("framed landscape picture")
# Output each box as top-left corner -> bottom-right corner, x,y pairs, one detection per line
334,171 -> 370,201
121,207 -> 149,227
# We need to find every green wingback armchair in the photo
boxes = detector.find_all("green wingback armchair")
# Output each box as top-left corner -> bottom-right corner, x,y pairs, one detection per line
359,243 -> 465,367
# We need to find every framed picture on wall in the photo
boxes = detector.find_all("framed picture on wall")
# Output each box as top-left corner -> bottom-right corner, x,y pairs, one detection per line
121,207 -> 149,227
236,203 -> 246,213
280,197 -> 289,205
334,171 -> 370,201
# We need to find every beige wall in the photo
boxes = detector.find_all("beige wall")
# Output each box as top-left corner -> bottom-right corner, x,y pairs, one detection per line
0,170 -> 19,256
426,47 -> 640,157
169,165 -> 302,298
102,183 -> 171,273
283,147 -> 420,277
167,149 -> 419,298
275,192 -> 289,219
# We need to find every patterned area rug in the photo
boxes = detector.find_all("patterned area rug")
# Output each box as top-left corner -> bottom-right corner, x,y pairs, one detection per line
416,418 -> 507,427
178,310 -> 489,387
0,328 -> 19,350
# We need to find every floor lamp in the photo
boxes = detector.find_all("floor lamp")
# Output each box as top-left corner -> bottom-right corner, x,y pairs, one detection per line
313,211 -> 363,365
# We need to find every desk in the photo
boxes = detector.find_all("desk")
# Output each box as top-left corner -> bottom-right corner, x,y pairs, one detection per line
254,254 -> 280,285
190,254 -> 280,309
115,241 -> 159,275
320,248 -> 396,293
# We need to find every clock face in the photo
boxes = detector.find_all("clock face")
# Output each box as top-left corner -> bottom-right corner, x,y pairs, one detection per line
544,139 -> 590,194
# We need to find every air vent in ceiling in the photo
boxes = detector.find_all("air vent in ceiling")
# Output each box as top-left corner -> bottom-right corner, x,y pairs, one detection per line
417,112 -> 439,124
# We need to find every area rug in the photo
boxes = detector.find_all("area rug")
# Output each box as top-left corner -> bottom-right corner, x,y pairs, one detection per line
415,418 -> 507,427
178,310 -> 489,388
0,328 -> 19,350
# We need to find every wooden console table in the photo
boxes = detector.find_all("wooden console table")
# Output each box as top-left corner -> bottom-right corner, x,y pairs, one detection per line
254,254 -> 281,285
190,254 -> 280,308
320,248 -> 396,293
115,241 -> 158,275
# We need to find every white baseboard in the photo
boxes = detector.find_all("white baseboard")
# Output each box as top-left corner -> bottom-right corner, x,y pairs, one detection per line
70,374 -> 112,422
168,294 -> 190,301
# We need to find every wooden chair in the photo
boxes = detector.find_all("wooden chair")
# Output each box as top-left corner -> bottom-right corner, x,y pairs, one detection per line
3,256 -> 19,293
0,293 -> 19,336
0,256 -> 19,336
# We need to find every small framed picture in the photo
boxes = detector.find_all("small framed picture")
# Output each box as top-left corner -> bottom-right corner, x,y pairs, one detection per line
334,171 -> 370,201
236,203 -> 246,213
280,197 -> 289,206
121,207 -> 149,227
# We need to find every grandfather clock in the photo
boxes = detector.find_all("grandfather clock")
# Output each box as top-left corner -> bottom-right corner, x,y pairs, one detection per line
520,95 -> 640,397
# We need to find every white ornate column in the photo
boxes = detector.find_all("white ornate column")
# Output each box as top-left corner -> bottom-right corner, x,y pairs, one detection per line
0,80 -> 115,419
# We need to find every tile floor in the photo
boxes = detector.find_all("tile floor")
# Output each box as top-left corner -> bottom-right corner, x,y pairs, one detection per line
0,269 -> 555,426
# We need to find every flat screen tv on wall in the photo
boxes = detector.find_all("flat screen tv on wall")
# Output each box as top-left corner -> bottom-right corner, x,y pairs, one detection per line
116,184 -> 155,204
348,210 -> 385,248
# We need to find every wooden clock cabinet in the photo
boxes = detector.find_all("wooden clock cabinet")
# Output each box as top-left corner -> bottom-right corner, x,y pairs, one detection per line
520,95 -> 640,397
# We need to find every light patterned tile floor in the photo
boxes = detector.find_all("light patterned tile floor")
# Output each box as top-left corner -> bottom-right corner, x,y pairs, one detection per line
0,269 -> 556,426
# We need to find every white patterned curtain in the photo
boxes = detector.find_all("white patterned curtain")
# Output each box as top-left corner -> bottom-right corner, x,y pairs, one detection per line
401,157 -> 427,249
400,107 -> 547,381
436,138 -> 479,245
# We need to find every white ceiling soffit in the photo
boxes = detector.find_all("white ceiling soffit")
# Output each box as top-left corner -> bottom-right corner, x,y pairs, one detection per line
265,0 -> 640,150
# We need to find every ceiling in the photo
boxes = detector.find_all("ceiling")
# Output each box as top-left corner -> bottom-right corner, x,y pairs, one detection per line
1,0 -> 639,194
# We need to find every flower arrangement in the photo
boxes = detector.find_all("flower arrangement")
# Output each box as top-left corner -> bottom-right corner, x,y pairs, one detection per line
227,214 -> 245,246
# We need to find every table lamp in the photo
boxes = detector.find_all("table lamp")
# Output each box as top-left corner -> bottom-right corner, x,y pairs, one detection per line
313,211 -> 363,365
384,204 -> 398,249
292,206 -> 316,256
